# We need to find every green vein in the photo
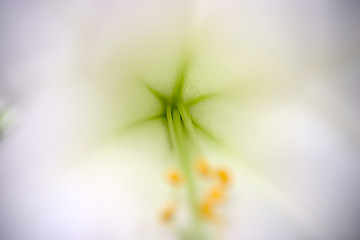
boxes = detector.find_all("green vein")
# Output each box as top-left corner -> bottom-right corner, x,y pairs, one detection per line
146,84 -> 167,103
186,92 -> 223,107
120,113 -> 164,134
191,118 -> 222,146
172,59 -> 190,101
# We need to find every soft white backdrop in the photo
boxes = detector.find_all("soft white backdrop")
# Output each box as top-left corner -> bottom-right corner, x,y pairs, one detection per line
1,1 -> 360,240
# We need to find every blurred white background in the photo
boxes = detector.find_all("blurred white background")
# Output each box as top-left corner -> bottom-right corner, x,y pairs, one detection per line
1,1 -> 360,240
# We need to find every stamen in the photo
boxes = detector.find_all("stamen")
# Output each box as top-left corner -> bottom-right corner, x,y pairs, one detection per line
160,203 -> 177,223
217,168 -> 230,185
201,199 -> 215,220
166,169 -> 183,186
196,157 -> 211,177
208,185 -> 225,202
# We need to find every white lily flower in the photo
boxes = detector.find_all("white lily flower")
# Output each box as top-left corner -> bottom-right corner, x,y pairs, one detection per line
1,1 -> 360,240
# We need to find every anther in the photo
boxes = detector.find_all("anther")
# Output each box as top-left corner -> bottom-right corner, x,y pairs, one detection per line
208,185 -> 225,202
166,169 -> 183,186
201,199 -> 215,220
217,168 -> 230,185
160,203 -> 176,223
196,157 -> 211,176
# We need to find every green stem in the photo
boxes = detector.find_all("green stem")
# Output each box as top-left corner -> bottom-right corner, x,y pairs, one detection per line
173,109 -> 198,216
166,103 -> 207,239
166,104 -> 199,219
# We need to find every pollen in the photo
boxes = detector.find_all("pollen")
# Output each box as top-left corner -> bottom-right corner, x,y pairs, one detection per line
217,168 -> 230,185
160,203 -> 176,223
166,169 -> 183,185
208,185 -> 225,202
196,157 -> 211,176
201,199 -> 215,220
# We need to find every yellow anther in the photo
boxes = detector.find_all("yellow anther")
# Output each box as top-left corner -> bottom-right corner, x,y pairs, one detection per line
160,203 -> 176,223
208,185 -> 225,202
201,199 -> 215,219
217,168 -> 230,185
196,157 -> 211,176
166,169 -> 183,185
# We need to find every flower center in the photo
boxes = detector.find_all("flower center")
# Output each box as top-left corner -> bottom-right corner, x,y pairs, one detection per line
125,61 -> 232,238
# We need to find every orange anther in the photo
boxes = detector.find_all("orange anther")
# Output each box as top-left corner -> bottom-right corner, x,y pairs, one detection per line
201,199 -> 214,219
208,185 -> 224,202
196,157 -> 211,176
166,169 -> 183,185
217,168 -> 230,185
160,204 -> 176,223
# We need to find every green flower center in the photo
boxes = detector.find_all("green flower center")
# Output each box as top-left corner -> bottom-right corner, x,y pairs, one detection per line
125,60 -> 229,239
